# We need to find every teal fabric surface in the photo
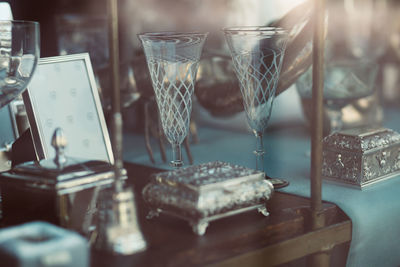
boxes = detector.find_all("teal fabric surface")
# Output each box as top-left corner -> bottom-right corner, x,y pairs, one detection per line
123,108 -> 400,267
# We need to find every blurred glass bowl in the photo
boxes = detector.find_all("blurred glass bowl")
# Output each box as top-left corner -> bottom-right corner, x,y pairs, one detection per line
296,59 -> 381,134
0,20 -> 40,109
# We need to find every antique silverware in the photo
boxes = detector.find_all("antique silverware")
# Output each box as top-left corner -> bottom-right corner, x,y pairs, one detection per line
143,161 -> 274,235
0,128 -> 118,235
94,187 -> 147,254
322,127 -> 400,188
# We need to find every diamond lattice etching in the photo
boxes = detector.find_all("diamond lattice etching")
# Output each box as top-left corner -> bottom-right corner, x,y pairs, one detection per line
224,27 -> 289,188
139,32 -> 208,168
232,49 -> 284,133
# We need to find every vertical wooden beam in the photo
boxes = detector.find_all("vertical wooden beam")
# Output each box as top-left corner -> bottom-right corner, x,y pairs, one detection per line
108,0 -> 123,192
310,0 -> 327,265
311,0 -> 325,230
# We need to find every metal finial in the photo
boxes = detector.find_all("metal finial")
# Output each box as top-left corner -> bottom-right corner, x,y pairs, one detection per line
51,127 -> 68,169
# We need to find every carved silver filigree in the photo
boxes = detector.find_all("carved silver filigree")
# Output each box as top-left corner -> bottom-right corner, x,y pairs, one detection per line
323,127 -> 400,152
322,127 -> 400,188
153,161 -> 264,188
142,161 -> 274,235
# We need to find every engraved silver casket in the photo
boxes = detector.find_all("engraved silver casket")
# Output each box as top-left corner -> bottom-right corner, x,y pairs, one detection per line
142,161 -> 274,235
322,127 -> 400,189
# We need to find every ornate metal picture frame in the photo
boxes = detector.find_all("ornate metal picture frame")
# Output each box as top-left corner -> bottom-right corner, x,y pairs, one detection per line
22,53 -> 114,163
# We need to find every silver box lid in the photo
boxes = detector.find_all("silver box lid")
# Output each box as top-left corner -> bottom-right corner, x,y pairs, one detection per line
0,159 -> 118,194
153,161 -> 266,192
323,127 -> 400,153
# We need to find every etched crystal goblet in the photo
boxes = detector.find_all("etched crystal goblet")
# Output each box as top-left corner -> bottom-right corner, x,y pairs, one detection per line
223,27 -> 289,188
0,20 -> 40,108
138,32 -> 207,168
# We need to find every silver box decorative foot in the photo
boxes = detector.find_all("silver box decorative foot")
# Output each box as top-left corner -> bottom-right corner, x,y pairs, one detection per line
190,221 -> 209,236
143,161 -> 274,235
258,206 -> 270,217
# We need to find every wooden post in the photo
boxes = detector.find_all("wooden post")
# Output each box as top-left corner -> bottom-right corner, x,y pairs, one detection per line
108,0 -> 123,192
310,0 -> 328,265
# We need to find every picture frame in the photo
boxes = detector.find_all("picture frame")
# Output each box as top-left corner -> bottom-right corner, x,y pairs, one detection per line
22,53 -> 114,163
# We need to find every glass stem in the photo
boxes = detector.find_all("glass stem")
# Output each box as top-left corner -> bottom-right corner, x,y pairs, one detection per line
254,132 -> 265,173
171,143 -> 183,169
330,109 -> 343,133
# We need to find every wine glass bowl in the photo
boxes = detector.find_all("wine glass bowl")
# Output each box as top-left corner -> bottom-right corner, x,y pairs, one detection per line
138,32 -> 207,168
296,59 -> 378,133
0,20 -> 40,109
223,27 -> 289,188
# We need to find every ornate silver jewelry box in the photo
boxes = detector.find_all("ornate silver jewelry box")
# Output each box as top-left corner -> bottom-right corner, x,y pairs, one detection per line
0,128 -> 123,235
322,127 -> 400,189
142,161 -> 274,235
0,158 -> 121,232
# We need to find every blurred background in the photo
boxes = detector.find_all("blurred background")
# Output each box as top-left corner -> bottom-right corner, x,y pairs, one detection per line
3,0 -> 400,154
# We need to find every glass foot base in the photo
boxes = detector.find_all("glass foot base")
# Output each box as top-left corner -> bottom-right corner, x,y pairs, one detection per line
266,175 -> 290,189
170,160 -> 183,168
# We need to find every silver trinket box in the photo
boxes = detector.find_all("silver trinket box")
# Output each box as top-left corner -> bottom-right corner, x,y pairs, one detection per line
322,127 -> 400,189
142,161 -> 274,235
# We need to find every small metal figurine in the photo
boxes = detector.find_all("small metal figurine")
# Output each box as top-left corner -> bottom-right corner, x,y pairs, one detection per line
94,185 -> 147,254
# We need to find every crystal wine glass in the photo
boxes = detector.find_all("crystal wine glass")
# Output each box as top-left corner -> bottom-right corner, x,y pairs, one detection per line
0,20 -> 40,108
296,59 -> 378,133
223,27 -> 289,188
138,32 -> 207,168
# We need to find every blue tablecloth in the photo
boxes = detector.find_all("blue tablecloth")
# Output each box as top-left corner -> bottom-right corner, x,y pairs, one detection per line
123,107 -> 400,267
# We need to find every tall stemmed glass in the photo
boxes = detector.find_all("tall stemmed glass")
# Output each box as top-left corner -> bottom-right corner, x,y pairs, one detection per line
0,20 -> 40,108
138,32 -> 207,168
223,27 -> 289,188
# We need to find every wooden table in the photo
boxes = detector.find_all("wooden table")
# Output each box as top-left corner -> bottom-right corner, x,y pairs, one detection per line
92,162 -> 352,267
